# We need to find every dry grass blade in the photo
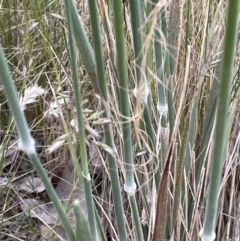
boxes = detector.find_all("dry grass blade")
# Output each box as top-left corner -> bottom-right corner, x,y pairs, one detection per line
152,143 -> 173,241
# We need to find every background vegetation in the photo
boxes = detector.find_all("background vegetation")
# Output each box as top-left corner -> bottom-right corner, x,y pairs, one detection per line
0,0 -> 239,240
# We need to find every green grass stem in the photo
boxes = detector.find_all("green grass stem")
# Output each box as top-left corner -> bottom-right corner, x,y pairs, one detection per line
112,0 -> 136,196
200,1 -> 240,240
129,0 -> 145,88
110,1 -> 145,235
168,0 -> 182,75
74,200 -> 92,241
87,0 -> 128,240
129,196 -> 144,241
0,45 -> 76,241
65,0 -> 99,94
63,1 -> 98,240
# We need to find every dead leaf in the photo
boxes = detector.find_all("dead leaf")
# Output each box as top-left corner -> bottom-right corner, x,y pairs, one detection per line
40,225 -> 68,241
4,139 -> 19,157
0,138 -> 20,168
51,160 -> 88,240
13,176 -> 46,193
20,198 -> 59,224
88,141 -> 103,168
55,159 -> 87,222
18,160 -> 87,241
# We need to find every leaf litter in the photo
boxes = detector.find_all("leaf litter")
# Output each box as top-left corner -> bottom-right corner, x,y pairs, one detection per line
0,83 -> 87,240
17,159 -> 87,241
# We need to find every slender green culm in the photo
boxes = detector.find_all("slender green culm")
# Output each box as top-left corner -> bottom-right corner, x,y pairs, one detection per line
74,200 -> 92,241
65,0 -> 99,94
196,76 -> 218,183
63,1 -> 98,240
0,51 -> 34,153
112,0 -> 136,196
152,4 -> 168,119
129,0 -> 147,92
129,196 -> 144,241
127,1 -> 149,239
199,1 -> 240,240
161,6 -> 175,137
152,3 -> 169,173
168,0 -> 182,75
130,0 -> 161,188
0,46 -> 76,241
110,2 -> 141,237
87,0 -> 128,240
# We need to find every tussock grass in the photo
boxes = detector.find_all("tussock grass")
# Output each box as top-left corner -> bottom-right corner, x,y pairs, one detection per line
0,0 -> 239,241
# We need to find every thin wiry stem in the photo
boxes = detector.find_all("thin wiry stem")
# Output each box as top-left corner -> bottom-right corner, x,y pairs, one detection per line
63,1 -> 98,240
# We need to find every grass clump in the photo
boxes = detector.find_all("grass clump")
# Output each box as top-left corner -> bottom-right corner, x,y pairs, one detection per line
0,0 -> 240,241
